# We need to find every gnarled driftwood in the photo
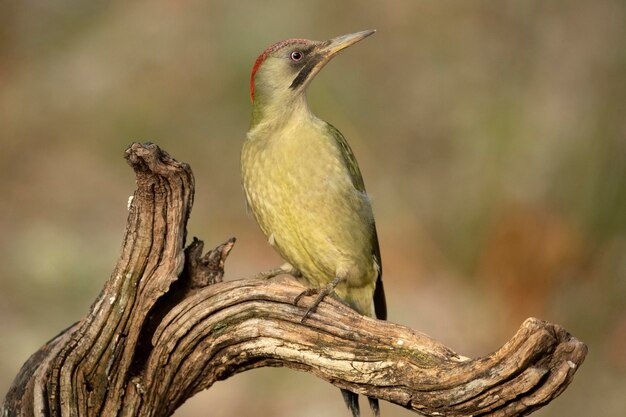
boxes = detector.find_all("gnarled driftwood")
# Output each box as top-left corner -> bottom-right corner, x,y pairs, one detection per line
1,143 -> 587,417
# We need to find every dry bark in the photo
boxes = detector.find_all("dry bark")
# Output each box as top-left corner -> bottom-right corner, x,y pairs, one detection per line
1,143 -> 587,417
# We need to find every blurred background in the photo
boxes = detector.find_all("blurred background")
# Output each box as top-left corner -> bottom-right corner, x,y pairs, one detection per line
1,0 -> 625,416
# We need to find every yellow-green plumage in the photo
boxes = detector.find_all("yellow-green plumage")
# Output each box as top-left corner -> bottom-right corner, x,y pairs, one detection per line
243,101 -> 380,316
242,30 -> 385,417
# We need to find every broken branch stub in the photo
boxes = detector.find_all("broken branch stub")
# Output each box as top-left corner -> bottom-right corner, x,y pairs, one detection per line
1,143 -> 587,417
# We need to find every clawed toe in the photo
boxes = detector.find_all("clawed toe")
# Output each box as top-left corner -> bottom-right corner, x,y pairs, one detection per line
294,276 -> 343,323
254,268 -> 283,280
294,288 -> 318,306
254,263 -> 300,280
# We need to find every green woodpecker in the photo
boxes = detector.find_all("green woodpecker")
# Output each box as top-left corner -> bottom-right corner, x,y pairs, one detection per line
241,30 -> 386,417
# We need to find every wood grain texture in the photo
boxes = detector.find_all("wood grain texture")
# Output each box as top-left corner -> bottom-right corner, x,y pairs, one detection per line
1,143 -> 587,417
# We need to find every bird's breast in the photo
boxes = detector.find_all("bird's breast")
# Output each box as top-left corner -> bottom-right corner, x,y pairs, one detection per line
242,120 -> 376,288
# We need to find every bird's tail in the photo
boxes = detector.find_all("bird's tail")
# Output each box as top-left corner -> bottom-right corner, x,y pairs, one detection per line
341,389 -> 360,417
368,397 -> 380,417
341,389 -> 381,417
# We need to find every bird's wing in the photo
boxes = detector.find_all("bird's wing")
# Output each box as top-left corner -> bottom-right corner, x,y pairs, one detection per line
325,123 -> 367,192
326,123 -> 387,320
371,228 -> 387,320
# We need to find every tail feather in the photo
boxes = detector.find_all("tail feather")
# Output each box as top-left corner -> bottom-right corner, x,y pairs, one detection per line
341,389 -> 360,417
368,397 -> 380,417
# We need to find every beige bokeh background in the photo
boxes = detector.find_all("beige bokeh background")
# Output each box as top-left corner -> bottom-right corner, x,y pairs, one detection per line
1,1 -> 625,416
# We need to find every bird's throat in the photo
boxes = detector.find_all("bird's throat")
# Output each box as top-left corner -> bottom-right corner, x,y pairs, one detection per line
250,91 -> 311,130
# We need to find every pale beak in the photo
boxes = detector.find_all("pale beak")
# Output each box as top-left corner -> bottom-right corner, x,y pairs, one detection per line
319,29 -> 376,59
289,30 -> 376,91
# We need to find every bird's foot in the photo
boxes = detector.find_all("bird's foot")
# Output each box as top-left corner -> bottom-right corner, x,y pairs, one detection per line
294,276 -> 343,323
254,263 -> 300,280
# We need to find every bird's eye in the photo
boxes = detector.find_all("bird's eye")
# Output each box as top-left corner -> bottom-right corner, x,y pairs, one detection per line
290,51 -> 303,61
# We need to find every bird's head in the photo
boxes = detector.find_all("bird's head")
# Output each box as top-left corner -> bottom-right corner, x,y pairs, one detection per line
249,30 -> 375,111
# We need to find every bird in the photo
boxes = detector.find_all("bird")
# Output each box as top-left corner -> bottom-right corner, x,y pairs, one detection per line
241,30 -> 386,417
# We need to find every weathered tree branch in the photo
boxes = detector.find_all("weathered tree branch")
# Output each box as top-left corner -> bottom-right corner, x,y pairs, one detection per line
2,143 -> 587,417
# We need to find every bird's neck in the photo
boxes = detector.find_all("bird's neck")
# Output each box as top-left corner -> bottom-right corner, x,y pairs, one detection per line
250,92 -> 313,132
